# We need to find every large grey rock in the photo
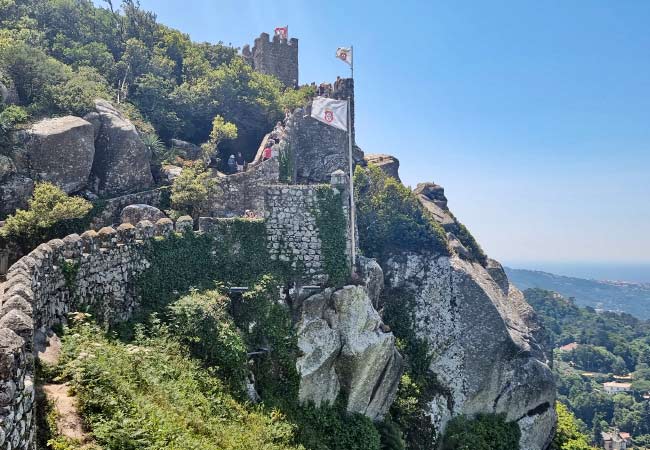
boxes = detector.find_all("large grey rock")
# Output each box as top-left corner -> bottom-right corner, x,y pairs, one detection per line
357,256 -> 384,308
120,204 -> 166,225
333,286 -> 403,419
24,116 -> 95,193
0,155 -> 16,182
171,139 -> 202,160
0,175 -> 34,219
384,253 -> 556,450
414,182 -> 455,227
86,100 -> 153,196
0,72 -> 18,105
296,285 -> 403,420
364,154 -> 401,181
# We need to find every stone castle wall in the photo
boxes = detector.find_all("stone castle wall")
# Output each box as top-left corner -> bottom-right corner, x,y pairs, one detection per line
208,158 -> 279,217
0,172 -> 352,449
89,187 -> 167,228
242,33 -> 299,88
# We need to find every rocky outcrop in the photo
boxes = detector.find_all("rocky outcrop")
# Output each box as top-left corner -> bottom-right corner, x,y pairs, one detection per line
24,116 -> 95,193
0,175 -> 34,219
414,182 -> 454,227
296,282 -> 403,421
120,204 -> 166,225
171,139 -> 202,160
384,252 -> 556,450
364,154 -> 400,181
0,72 -> 19,105
86,100 -> 153,196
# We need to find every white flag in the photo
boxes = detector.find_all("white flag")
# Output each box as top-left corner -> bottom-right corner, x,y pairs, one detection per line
336,47 -> 352,66
311,97 -> 348,131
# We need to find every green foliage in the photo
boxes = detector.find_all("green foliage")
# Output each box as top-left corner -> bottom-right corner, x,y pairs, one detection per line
170,162 -> 221,218
55,321 -> 302,450
0,182 -> 92,250
0,0 -> 308,150
61,260 -> 79,291
201,114 -> 238,159
441,413 -> 521,450
0,104 -> 29,151
0,104 -> 29,130
550,403 -> 598,450
234,275 -> 300,403
383,288 -> 438,449
313,186 -> 349,287
168,289 -> 248,394
354,165 -> 449,261
287,397 -> 380,450
449,220 -> 487,265
560,345 -> 627,374
0,37 -> 110,116
378,418 -> 406,450
134,219 -> 272,322
278,146 -> 294,183
526,288 -> 650,438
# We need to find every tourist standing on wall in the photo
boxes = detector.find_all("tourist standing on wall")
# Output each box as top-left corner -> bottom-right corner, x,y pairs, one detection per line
263,140 -> 273,160
227,154 -> 236,174
236,152 -> 245,172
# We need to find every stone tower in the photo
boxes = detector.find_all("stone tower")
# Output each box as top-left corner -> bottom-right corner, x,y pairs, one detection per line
242,32 -> 298,88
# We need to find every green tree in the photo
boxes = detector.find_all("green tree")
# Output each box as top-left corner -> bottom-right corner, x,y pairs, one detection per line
551,402 -> 598,450
201,114 -> 238,161
0,182 -> 92,248
170,162 -> 221,218
441,413 -> 520,450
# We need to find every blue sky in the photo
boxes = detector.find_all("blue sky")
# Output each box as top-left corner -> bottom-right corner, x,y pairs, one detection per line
97,0 -> 650,265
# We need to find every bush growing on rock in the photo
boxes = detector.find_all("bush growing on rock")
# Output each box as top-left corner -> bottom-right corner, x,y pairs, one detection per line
441,413 -> 521,450
0,182 -> 92,248
354,165 -> 449,260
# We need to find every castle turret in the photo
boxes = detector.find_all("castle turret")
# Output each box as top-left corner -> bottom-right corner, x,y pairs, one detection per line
242,32 -> 298,88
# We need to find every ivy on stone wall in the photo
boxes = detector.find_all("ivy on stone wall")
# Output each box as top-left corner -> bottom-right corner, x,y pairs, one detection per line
313,186 -> 349,287
135,219 -> 272,319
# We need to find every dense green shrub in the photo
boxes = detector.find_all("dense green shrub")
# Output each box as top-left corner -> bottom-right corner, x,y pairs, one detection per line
441,413 -> 521,450
381,288 -> 439,449
550,402 -> 598,450
288,397 -> 380,450
233,275 -> 300,404
378,419 -> 406,450
168,289 -> 248,394
354,165 -> 449,260
0,182 -> 92,250
56,321 -> 302,450
170,162 -> 221,218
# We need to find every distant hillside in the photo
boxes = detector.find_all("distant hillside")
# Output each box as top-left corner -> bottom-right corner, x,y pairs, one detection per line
505,267 -> 650,319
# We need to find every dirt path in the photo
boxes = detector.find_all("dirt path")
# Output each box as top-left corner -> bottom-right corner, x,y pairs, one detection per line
42,383 -> 87,441
36,331 -> 90,443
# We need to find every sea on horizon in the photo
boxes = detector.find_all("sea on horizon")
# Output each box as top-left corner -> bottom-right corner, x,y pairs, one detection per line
503,261 -> 650,284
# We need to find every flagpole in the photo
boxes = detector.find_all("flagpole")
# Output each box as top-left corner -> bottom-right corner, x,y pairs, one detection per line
348,44 -> 356,274
347,97 -> 356,274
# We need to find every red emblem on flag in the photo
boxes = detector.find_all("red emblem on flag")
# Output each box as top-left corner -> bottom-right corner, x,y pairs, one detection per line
324,110 -> 334,123
340,52 -> 347,61
275,26 -> 288,40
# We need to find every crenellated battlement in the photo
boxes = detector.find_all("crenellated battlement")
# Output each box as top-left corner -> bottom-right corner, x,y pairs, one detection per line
242,32 -> 299,87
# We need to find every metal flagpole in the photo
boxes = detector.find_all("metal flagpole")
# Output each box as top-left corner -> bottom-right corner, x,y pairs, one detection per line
347,44 -> 356,273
